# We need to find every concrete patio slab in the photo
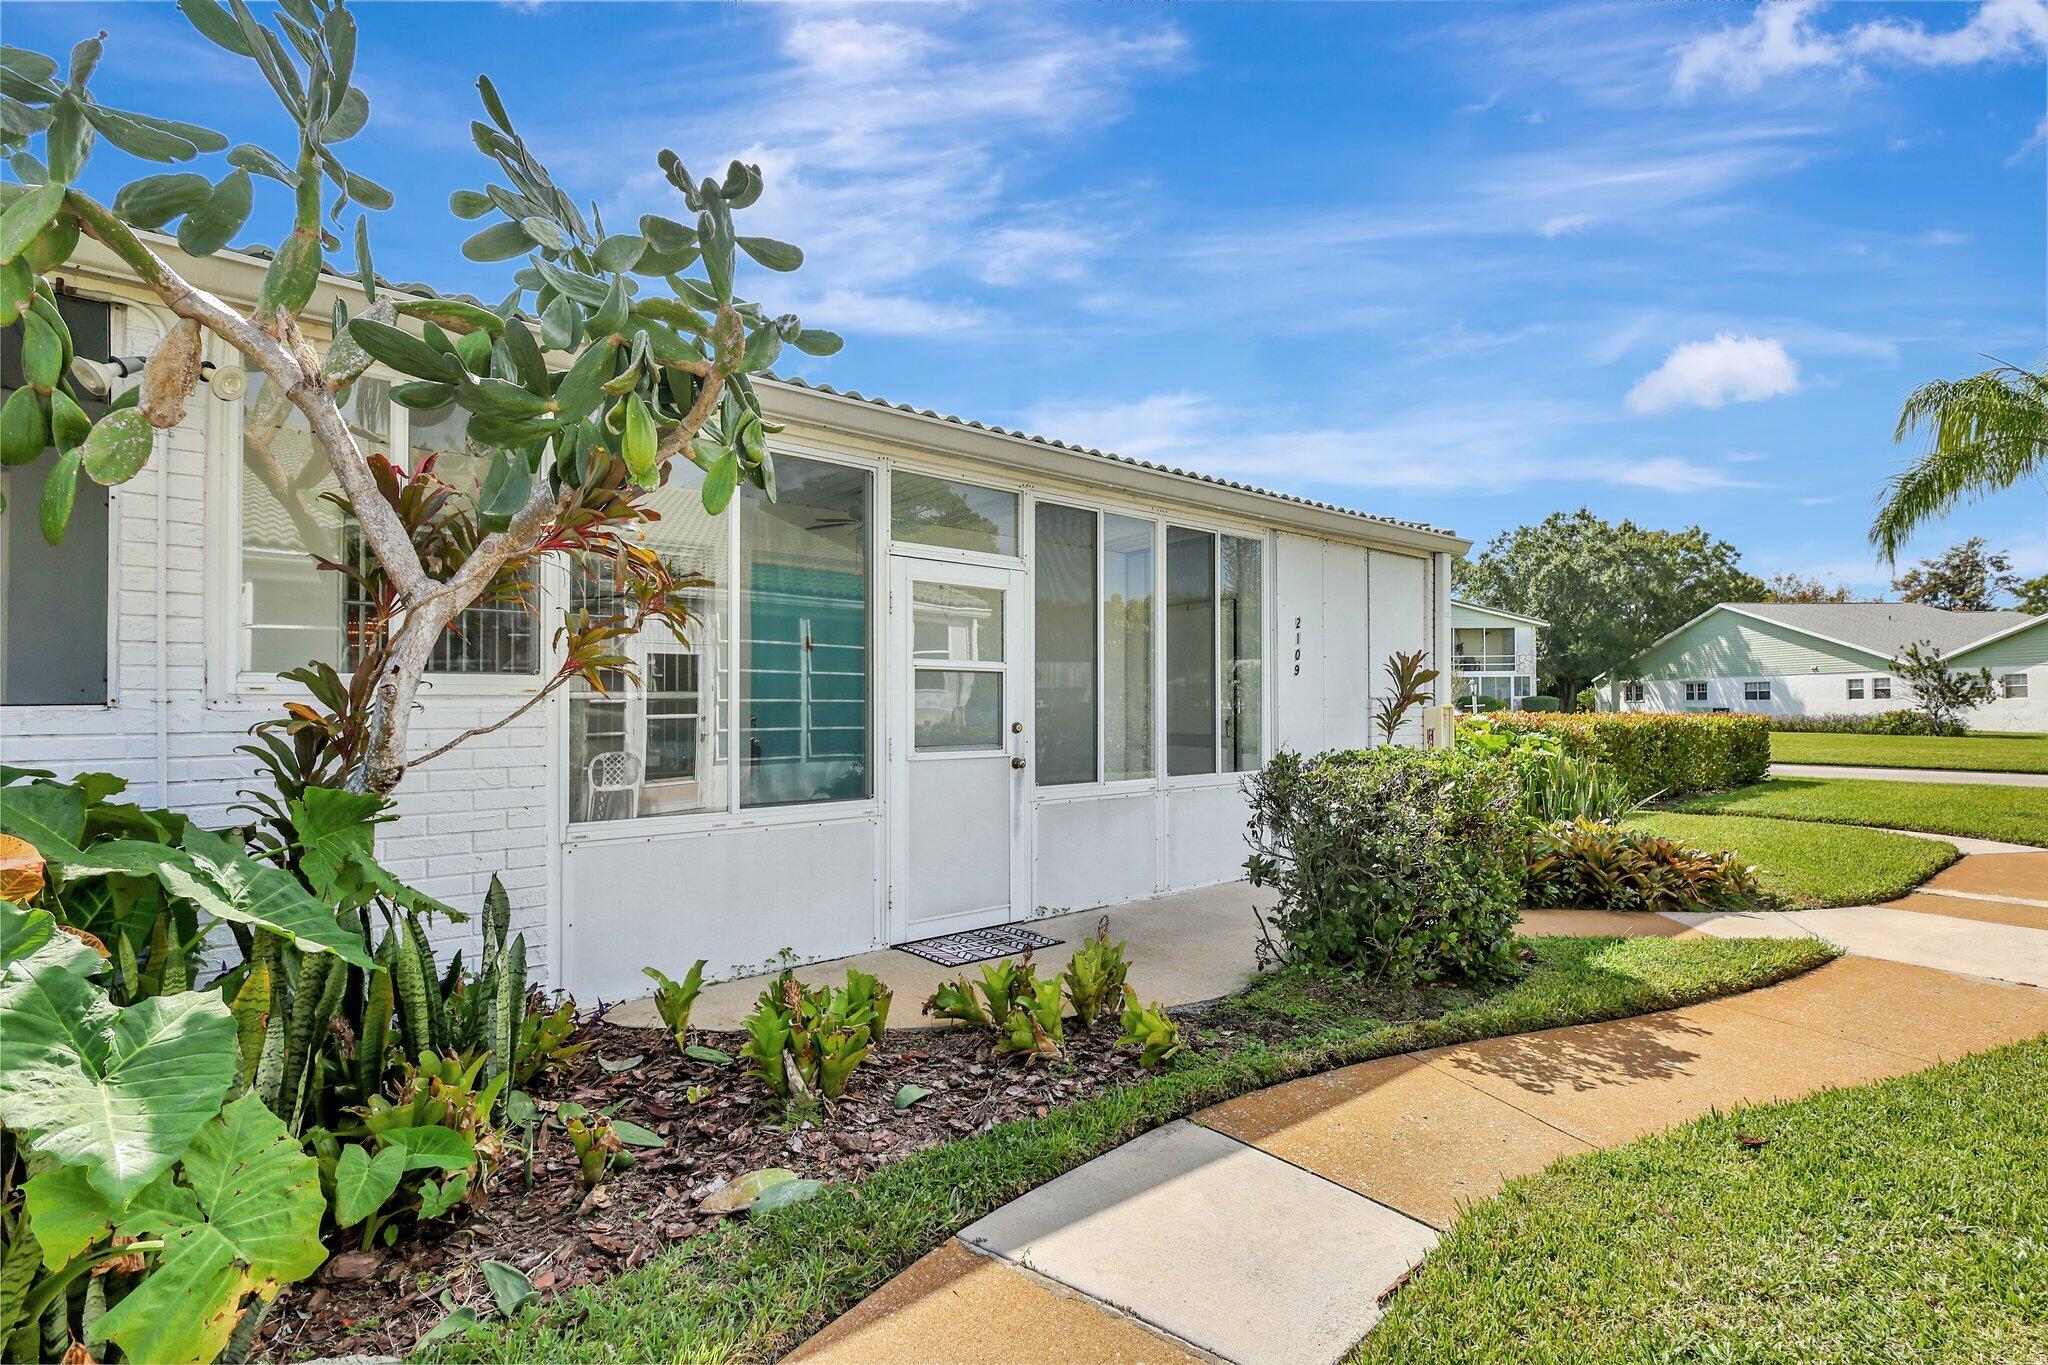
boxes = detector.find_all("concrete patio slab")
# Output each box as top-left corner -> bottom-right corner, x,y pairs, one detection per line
960,1120 -> 1437,1365
1885,891 -> 2048,932
1711,954 -> 2048,1063
1432,996 -> 1915,1148
787,1239 -> 1203,1365
613,880 -> 1276,1030
1515,908 -> 1695,938
1771,762 -> 2048,787
1675,903 -> 2048,989
1922,852 -> 2048,902
1195,1051 -> 1590,1230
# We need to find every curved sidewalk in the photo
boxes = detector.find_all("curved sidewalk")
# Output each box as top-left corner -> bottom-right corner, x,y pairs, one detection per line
791,846 -> 2048,1365
1771,761 -> 2048,786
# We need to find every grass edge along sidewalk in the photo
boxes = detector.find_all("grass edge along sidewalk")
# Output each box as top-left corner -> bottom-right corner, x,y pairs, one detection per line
1770,729 -> 2048,776
1355,1035 -> 2048,1365
430,935 -> 1836,1364
1671,775 -> 2048,849
1627,811 -> 1958,907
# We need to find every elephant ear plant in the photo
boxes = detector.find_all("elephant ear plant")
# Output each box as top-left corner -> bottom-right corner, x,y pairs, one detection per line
0,868 -> 328,1364
0,0 -> 837,800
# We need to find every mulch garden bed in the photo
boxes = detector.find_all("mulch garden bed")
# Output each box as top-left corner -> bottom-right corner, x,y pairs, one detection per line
261,1005 -> 1166,1362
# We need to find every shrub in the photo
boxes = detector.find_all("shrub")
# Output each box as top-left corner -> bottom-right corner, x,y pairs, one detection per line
1484,712 -> 1768,799
1525,820 -> 1770,913
1519,694 -> 1561,712
1769,710 -> 1962,737
1575,687 -> 1600,711
1243,748 -> 1525,984
1456,720 -> 1636,825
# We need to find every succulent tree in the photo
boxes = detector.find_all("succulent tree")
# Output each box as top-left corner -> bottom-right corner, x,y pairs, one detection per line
0,0 -> 838,796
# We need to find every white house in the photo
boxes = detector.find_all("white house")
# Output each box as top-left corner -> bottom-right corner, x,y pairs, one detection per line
0,236 -> 1468,1001
1605,601 -> 2047,733
1450,599 -> 1544,709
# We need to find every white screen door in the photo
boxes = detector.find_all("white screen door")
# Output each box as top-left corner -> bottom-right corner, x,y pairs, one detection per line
888,556 -> 1028,941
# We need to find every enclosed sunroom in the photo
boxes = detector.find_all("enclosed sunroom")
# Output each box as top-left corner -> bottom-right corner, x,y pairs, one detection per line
0,237 -> 1469,999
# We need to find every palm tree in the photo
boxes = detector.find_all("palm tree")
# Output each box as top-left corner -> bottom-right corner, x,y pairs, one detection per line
1871,361 -> 2047,563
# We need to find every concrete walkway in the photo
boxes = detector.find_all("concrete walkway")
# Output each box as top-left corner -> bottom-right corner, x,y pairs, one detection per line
1771,761 -> 2048,786
614,881 -> 1276,1032
791,845 -> 2048,1365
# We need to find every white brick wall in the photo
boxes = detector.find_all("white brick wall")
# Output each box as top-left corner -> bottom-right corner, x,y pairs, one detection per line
0,290 -> 557,983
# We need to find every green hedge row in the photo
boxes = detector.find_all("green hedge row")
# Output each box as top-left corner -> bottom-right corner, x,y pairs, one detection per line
1481,711 -> 1769,799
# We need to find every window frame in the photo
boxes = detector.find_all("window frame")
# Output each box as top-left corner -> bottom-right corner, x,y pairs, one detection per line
1018,489 -> 1270,795
0,288 -> 125,710
1847,678 -> 1865,700
1682,680 -> 1708,703
564,439 -> 883,841
1622,680 -> 1646,703
1743,679 -> 1772,703
1871,676 -> 1892,700
2003,672 -> 2029,699
222,365 -> 544,699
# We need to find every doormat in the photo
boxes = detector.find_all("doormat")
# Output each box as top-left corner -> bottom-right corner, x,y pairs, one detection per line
895,925 -> 1063,967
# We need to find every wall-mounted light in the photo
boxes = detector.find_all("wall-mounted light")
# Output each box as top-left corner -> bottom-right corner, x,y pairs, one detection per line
65,354 -> 228,402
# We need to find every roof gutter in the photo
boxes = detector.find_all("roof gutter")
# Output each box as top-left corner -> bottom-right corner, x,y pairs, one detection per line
760,378 -> 1471,558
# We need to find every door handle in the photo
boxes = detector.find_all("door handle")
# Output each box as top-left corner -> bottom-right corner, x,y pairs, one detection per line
1011,756 -> 1027,770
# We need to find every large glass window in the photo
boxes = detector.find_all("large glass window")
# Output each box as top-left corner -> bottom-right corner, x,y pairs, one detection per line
240,381 -> 537,678
1,294 -> 111,705
1034,503 -> 1097,785
742,455 -> 871,807
1221,534 -> 1262,772
1102,514 -> 1155,781
891,470 -> 1017,556
566,472 -> 730,823
1165,525 -> 1217,776
240,373 -> 388,674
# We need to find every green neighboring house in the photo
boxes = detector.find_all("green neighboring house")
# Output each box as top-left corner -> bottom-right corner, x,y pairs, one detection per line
1602,602 -> 2045,732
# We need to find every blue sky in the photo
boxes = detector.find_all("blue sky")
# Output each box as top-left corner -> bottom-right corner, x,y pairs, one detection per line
15,0 -> 2046,594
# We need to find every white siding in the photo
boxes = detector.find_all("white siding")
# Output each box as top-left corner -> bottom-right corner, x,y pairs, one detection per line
0,293 -> 556,980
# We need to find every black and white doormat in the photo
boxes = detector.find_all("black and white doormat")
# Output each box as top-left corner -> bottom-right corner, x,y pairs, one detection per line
895,925 -> 1063,967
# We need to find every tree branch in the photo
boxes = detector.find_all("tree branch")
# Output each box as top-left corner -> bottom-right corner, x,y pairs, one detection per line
67,189 -> 434,606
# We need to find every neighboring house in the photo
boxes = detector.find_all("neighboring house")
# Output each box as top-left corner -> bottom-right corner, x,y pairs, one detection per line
1603,602 -> 2046,732
0,234 -> 1469,1000
1450,599 -> 1544,709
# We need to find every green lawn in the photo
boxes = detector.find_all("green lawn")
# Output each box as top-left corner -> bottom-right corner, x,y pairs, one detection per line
430,936 -> 1835,1364
1671,776 -> 2048,848
1356,1037 -> 2048,1365
1772,729 -> 2048,774
1627,811 -> 1956,906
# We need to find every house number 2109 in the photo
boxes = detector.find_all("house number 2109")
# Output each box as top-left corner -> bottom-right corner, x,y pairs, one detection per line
1293,616 -> 1303,676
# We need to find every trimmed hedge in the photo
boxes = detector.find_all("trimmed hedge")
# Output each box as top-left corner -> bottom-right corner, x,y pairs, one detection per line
1768,710 -> 1959,737
1480,711 -> 1769,799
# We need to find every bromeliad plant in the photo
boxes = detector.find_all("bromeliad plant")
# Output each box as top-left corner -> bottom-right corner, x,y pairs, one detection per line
0,0 -> 839,798
1525,819 -> 1770,914
1116,989 -> 1183,1070
1061,918 -> 1129,1030
644,960 -> 708,1054
739,972 -> 875,1102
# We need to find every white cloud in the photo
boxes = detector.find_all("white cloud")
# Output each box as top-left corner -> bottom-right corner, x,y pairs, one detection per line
572,8 -> 1185,341
1539,213 -> 1593,238
978,222 -> 1098,288
1021,391 -> 1754,498
1674,0 -> 2048,99
1625,334 -> 1802,413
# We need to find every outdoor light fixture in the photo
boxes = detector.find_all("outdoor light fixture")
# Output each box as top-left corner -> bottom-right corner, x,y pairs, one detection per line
66,354 -> 230,401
